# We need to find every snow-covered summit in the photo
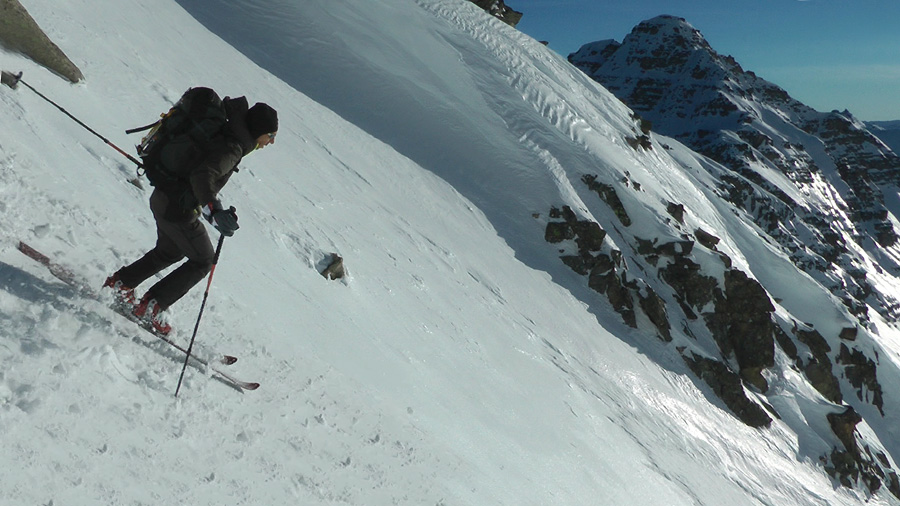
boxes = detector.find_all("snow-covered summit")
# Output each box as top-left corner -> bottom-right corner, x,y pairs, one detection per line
570,13 -> 900,320
569,15 -> 900,498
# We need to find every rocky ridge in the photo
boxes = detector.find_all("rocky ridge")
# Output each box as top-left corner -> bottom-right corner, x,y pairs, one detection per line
467,0 -> 522,27
569,16 -> 900,325
557,15 -> 900,498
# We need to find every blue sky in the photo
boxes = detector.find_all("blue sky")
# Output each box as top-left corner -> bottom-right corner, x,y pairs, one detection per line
512,0 -> 900,121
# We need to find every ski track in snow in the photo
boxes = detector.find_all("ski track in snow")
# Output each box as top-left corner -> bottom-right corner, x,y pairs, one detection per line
0,269 -> 452,504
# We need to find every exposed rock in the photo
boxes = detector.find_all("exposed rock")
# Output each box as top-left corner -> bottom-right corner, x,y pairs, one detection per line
586,253 -> 616,277
468,0 -> 522,27
0,0 -> 83,82
694,228 -> 720,250
683,352 -> 772,428
561,13 -> 900,499
828,406 -> 862,458
703,270 -> 775,392
837,344 -> 884,415
320,253 -> 345,280
796,326 -> 831,357
545,204 -> 640,328
636,237 -> 696,267
547,205 -> 608,253
582,174 -> 631,226
625,134 -> 653,150
823,407 -> 899,499
839,326 -> 858,341
601,271 -> 636,327
773,324 -> 798,361
561,253 -> 598,276
795,326 -> 842,404
659,257 -> 717,312
545,221 -> 575,243
805,358 -> 843,405
890,471 -> 900,499
638,287 -> 672,341
573,221 -> 606,252
657,240 -> 694,258
666,202 -> 685,224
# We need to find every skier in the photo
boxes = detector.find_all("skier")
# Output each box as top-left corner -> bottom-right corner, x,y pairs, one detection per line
103,97 -> 278,335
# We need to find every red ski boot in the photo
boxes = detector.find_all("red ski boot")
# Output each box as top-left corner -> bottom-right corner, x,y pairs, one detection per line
133,294 -> 172,336
102,272 -> 136,308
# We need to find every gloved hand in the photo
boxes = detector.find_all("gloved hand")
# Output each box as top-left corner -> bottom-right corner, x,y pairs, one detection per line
202,200 -> 239,237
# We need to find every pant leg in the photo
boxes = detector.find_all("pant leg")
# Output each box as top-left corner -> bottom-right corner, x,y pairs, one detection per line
145,216 -> 214,309
117,192 -> 186,289
119,189 -> 214,310
142,189 -> 215,310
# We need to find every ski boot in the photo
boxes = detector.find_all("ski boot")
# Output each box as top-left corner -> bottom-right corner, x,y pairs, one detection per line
133,294 -> 173,336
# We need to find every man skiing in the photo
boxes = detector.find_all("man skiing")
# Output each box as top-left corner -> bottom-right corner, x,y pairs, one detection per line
103,96 -> 278,335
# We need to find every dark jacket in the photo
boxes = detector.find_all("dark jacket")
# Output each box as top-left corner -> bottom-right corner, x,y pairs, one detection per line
157,96 -> 258,222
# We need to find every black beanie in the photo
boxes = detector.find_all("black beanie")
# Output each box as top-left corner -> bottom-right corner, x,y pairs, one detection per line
246,102 -> 278,138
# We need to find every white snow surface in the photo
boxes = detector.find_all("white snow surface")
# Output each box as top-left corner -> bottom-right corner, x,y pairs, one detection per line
0,0 -> 898,504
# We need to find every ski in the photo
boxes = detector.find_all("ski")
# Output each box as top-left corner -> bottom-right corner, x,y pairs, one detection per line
16,240 -> 256,389
108,301 -> 238,366
108,301 -> 254,389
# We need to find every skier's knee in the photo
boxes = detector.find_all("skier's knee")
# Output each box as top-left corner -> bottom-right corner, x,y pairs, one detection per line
187,258 -> 212,277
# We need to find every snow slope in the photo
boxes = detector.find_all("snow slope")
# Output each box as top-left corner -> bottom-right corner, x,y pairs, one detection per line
0,0 -> 896,504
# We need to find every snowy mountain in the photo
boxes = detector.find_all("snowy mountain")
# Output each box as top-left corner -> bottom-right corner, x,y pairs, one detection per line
568,14 -> 900,498
569,16 -> 900,303
3,1 -> 900,504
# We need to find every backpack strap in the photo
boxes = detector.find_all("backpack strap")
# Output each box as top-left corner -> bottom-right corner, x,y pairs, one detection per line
125,120 -> 160,135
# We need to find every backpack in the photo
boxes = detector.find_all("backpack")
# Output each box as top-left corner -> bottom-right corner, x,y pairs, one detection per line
128,87 -> 229,186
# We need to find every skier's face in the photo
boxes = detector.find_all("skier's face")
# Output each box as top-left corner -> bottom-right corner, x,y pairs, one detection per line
256,132 -> 276,150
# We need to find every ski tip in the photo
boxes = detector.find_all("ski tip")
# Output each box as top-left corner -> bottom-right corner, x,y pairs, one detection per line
242,382 -> 261,391
222,355 -> 238,365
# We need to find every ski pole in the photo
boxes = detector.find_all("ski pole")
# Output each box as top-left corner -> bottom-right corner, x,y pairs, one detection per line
1,70 -> 144,168
175,233 -> 226,397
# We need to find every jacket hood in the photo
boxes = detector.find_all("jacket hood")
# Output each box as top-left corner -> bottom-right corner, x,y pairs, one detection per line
223,96 -> 257,155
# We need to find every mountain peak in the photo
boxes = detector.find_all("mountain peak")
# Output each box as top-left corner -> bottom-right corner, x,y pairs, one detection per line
631,15 -> 700,40
569,15 -> 900,498
627,15 -> 713,62
571,14 -> 900,300
587,15 -> 734,81
567,16 -> 711,74
569,15 -> 802,129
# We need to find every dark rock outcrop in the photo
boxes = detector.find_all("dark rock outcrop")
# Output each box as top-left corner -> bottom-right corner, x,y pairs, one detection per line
683,352 -> 772,428
468,0 -> 522,27
703,270 -> 775,392
795,326 -> 842,404
825,407 -> 899,497
837,344 -> 884,415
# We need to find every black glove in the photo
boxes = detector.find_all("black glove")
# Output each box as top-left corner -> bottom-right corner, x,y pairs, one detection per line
202,200 -> 239,237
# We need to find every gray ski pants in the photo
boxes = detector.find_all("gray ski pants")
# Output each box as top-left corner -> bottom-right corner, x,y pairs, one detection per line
117,189 -> 214,310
